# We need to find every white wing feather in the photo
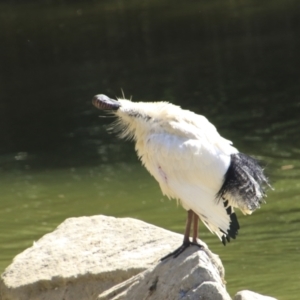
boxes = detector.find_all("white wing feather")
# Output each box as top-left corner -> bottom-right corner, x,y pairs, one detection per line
138,117 -> 238,239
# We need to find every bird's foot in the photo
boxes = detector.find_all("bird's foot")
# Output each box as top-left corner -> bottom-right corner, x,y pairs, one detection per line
160,240 -> 203,261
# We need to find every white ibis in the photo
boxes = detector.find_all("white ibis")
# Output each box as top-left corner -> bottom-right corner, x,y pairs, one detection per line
92,94 -> 270,259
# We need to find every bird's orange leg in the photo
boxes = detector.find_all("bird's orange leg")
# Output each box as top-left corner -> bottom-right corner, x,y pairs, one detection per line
161,210 -> 203,261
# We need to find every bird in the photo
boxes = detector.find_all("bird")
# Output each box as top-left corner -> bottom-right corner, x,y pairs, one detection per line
92,94 -> 271,259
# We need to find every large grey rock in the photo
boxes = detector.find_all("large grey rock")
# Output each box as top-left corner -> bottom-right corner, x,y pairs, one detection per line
0,215 -> 275,300
234,290 -> 278,300
99,246 -> 230,300
0,215 -> 185,300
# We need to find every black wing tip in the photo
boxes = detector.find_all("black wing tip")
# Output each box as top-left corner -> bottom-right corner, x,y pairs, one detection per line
217,152 -> 271,215
217,152 -> 271,195
218,151 -> 270,246
234,152 -> 271,187
221,233 -> 233,245
228,212 -> 240,237
222,235 -> 227,246
220,212 -> 240,246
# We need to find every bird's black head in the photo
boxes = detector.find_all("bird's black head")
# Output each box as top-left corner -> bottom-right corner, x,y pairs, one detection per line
92,94 -> 121,111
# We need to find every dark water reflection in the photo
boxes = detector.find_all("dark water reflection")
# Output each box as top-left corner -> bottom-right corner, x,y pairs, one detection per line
1,1 -> 300,299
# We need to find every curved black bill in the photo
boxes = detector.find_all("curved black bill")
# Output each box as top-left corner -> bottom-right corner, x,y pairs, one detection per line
92,94 -> 121,111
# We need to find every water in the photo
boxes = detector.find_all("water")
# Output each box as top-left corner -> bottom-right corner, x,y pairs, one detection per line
1,1 -> 300,299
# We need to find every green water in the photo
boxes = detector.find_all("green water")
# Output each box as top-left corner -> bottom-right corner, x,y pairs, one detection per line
1,0 -> 300,299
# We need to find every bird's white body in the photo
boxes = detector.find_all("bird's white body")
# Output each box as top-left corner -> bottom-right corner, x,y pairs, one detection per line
113,99 -> 242,240
93,94 -> 268,244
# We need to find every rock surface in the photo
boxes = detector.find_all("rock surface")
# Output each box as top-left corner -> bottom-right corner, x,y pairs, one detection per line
0,215 -> 185,300
98,246 -> 230,300
234,290 -> 278,300
0,215 -> 277,300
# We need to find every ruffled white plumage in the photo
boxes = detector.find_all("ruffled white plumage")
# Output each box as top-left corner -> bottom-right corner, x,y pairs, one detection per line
114,99 -> 239,240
